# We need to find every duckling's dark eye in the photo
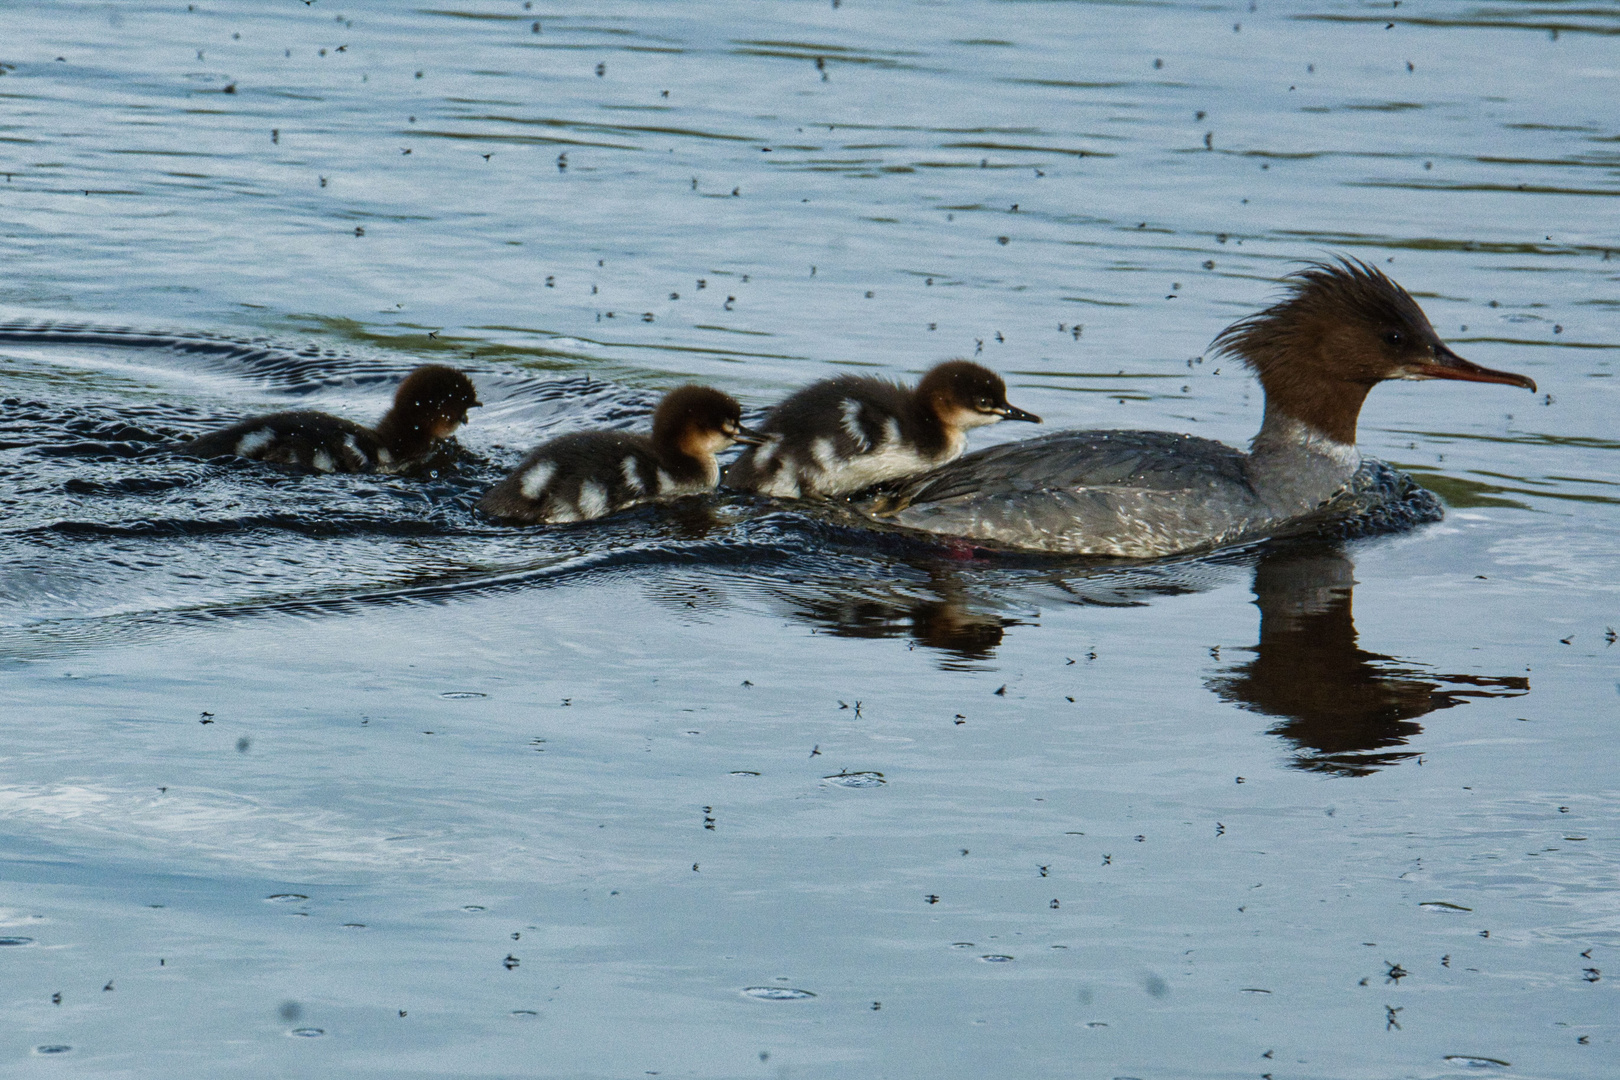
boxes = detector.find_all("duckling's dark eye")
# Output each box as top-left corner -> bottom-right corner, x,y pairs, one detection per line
975,396 -> 994,411
1383,330 -> 1406,348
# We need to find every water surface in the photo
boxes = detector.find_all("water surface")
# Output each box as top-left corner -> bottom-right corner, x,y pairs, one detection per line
1,1 -> 1617,1076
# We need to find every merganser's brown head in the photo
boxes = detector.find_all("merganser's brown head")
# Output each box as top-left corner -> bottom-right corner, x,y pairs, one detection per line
653,384 -> 766,462
1211,259 -> 1535,444
917,360 -> 1042,431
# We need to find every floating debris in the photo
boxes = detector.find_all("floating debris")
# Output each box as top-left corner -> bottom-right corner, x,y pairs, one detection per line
823,771 -> 886,788
742,986 -> 815,1000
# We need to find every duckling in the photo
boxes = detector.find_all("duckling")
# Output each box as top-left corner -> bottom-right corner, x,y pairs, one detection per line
479,384 -> 763,524
722,360 -> 1040,498
181,364 -> 481,473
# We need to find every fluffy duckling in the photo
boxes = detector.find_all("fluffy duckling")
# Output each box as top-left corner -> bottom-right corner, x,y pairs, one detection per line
723,360 -> 1040,498
181,364 -> 481,473
479,384 -> 762,524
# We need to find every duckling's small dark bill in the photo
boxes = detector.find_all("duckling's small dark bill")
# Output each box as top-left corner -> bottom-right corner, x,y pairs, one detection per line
997,404 -> 1042,424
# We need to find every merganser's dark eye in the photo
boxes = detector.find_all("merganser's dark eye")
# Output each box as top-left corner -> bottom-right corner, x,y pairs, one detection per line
1383,330 -> 1405,347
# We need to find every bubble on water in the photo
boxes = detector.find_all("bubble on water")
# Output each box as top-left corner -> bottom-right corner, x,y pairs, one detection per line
823,771 -> 885,788
440,691 -> 486,699
265,894 -> 308,903
1420,901 -> 1473,913
288,1027 -> 325,1038
341,923 -> 366,929
34,1045 -> 72,1055
1444,1055 -> 1511,1068
0,936 -> 36,946
462,905 -> 486,912
742,986 -> 816,1000
730,770 -> 761,776
950,942 -> 976,949
511,1009 -> 539,1017
980,954 -> 1015,963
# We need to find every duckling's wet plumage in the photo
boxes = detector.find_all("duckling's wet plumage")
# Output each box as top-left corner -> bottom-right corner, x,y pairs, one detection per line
479,384 -> 759,524
724,360 -> 1039,498
869,260 -> 1534,556
182,364 -> 481,473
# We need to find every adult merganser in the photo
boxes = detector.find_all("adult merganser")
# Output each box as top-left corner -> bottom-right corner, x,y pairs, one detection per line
181,364 -> 481,473
479,384 -> 763,524
866,260 -> 1536,556
723,360 -> 1040,498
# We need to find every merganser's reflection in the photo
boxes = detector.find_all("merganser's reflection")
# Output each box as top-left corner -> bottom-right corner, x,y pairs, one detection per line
1207,544 -> 1529,776
737,541 -> 1528,771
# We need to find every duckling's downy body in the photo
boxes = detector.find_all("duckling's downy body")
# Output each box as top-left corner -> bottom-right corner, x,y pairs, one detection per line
480,385 -> 761,524
182,365 -> 480,473
724,360 -> 1039,498
871,261 -> 1536,556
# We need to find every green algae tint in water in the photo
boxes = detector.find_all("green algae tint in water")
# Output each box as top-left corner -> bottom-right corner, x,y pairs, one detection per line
1,1 -> 1617,1077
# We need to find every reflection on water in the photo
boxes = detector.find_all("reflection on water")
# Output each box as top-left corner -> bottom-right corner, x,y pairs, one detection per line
756,566 -> 1013,665
755,541 -> 1531,770
1209,544 -> 1530,776
732,543 -> 1250,668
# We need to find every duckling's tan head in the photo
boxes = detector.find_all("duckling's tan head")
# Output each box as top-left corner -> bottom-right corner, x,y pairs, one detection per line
393,364 -> 482,438
653,384 -> 765,460
1212,259 -> 1535,444
917,360 -> 1041,430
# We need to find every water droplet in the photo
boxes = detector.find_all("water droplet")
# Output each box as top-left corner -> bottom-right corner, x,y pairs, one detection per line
950,942 -> 976,949
265,894 -> 308,903
34,1045 -> 72,1055
742,986 -> 816,1000
0,936 -> 36,946
440,691 -> 486,699
823,771 -> 885,788
730,770 -> 761,776
341,923 -> 366,929
980,954 -> 1015,963
511,1009 -> 539,1017
1444,1056 -> 1510,1068
289,1027 -> 325,1038
462,905 -> 486,912
1420,901 -> 1473,913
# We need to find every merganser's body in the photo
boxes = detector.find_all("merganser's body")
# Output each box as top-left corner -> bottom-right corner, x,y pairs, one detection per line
480,384 -> 762,524
182,364 -> 480,473
867,261 -> 1536,556
723,360 -> 1039,498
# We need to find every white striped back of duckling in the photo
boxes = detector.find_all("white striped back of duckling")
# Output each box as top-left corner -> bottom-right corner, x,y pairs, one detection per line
482,431 -> 711,524
729,391 -> 943,498
184,411 -> 388,474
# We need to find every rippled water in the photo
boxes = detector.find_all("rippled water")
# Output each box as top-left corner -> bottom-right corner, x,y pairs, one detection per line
2,1 -> 1617,1077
